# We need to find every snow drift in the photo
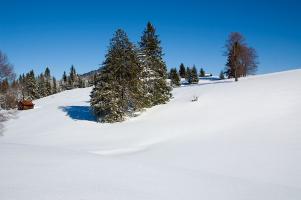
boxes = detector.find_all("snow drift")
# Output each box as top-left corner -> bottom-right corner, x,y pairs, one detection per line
1,69 -> 301,200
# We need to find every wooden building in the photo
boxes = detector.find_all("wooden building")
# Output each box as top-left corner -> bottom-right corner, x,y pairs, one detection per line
18,100 -> 34,110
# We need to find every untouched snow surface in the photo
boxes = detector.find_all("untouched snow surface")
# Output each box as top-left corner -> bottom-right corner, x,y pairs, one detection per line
1,69 -> 301,200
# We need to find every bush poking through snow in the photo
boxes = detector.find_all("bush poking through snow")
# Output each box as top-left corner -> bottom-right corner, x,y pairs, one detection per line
191,96 -> 198,102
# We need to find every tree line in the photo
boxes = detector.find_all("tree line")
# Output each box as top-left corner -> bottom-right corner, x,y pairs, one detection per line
169,32 -> 258,85
0,54 -> 89,110
169,64 -> 210,87
0,27 -> 258,123
19,65 -> 89,100
168,32 -> 258,86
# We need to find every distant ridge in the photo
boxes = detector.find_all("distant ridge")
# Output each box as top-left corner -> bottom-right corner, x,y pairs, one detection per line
80,68 -> 101,79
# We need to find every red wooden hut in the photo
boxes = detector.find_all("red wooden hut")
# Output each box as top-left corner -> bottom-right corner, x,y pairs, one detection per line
18,100 -> 34,110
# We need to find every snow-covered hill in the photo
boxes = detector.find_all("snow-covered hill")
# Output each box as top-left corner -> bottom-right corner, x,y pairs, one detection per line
1,69 -> 301,200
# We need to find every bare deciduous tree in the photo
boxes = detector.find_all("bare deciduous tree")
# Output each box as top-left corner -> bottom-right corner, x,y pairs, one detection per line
0,51 -> 15,82
0,50 -> 17,110
224,32 -> 258,81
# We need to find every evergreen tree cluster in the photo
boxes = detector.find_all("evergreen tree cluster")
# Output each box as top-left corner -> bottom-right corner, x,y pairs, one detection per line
17,67 -> 58,100
172,63 -> 200,85
168,68 -> 180,87
0,54 -> 91,110
199,68 -> 205,77
179,63 -> 186,78
0,63 -> 89,110
60,65 -> 86,90
179,64 -> 199,84
219,70 -> 225,79
190,65 -> 199,84
17,65 -> 88,102
91,22 -> 171,123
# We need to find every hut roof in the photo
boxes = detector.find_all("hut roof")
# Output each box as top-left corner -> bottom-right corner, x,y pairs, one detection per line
19,100 -> 34,106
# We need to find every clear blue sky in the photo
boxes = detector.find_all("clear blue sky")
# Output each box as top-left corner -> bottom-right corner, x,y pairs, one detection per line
1,0 -> 301,78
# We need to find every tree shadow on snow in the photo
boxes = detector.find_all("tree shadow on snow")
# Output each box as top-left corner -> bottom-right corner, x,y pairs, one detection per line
59,106 -> 97,122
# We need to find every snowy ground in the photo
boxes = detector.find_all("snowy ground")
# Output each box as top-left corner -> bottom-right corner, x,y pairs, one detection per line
1,69 -> 301,200
0,110 -> 16,136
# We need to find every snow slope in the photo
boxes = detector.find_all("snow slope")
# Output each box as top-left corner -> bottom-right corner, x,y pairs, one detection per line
1,69 -> 301,200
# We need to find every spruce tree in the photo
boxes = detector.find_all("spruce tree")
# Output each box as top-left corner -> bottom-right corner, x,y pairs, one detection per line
67,76 -> 72,89
185,67 -> 192,84
200,68 -> 205,77
25,70 -> 38,100
44,67 -> 50,79
46,79 -> 51,95
139,22 -> 171,106
62,71 -> 67,83
170,68 -> 181,87
168,68 -> 173,80
219,70 -> 225,79
78,77 -> 85,88
91,29 -> 144,122
37,73 -> 47,98
179,63 -> 186,78
18,74 -> 26,98
69,65 -> 77,88
52,77 -> 57,94
191,65 -> 199,83
44,67 -> 52,95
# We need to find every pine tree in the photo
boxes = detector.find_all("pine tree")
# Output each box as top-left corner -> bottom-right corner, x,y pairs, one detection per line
44,67 -> 52,95
25,70 -> 38,100
37,73 -> 47,98
62,71 -> 67,83
170,68 -> 181,87
60,71 -> 67,90
185,67 -> 192,84
78,77 -> 85,88
18,74 -> 26,98
191,65 -> 199,83
69,65 -> 77,88
46,80 -> 52,95
44,67 -> 50,79
70,65 -> 76,82
91,29 -> 144,123
200,68 -> 205,77
52,77 -> 57,94
219,70 -> 225,79
139,22 -> 171,106
179,63 -> 186,78
67,76 -> 72,89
